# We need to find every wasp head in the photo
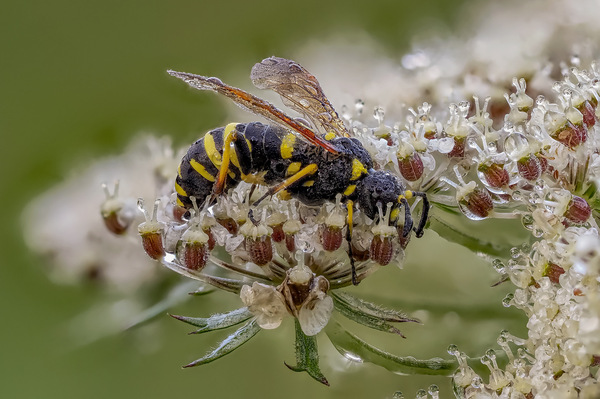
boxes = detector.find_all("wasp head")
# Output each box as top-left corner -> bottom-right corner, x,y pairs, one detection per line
356,171 -> 405,221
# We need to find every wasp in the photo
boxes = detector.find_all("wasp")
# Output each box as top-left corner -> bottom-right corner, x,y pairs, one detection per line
169,57 -> 429,284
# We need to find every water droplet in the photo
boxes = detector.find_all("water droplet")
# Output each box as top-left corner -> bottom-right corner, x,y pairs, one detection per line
447,344 -> 459,356
428,385 -> 440,398
471,376 -> 483,388
492,259 -> 505,273
510,247 -> 521,258
392,392 -> 404,399
485,349 -> 496,359
521,214 -> 534,230
416,389 -> 428,399
502,293 -> 514,307
355,99 -> 364,114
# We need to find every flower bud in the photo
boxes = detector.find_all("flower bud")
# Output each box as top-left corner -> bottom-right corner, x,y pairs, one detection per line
478,162 -> 509,188
447,136 -> 465,158
517,154 -> 542,181
100,181 -> 133,235
577,100 -> 596,128
283,219 -> 301,252
397,152 -> 424,181
370,235 -> 395,266
179,226 -> 210,271
459,186 -> 494,220
137,198 -> 165,260
542,262 -> 565,284
240,222 -> 273,266
563,196 -> 591,224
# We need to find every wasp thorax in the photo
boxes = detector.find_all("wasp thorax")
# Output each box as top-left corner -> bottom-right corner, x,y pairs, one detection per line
137,198 -> 166,260
563,195 -> 591,225
240,219 -> 273,266
178,226 -> 210,271
101,181 -> 134,235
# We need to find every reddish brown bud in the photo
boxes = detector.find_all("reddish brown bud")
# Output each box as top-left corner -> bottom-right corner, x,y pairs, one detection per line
536,154 -> 549,174
271,223 -> 285,242
102,212 -> 129,235
182,242 -> 208,271
172,205 -> 188,223
459,188 -> 494,220
517,154 -> 542,181
140,232 -> 165,260
479,163 -> 509,188
351,243 -> 370,261
448,137 -> 465,158
203,227 -> 216,251
397,226 -> 411,249
370,236 -> 394,266
216,216 -> 238,234
563,196 -> 591,224
285,234 -> 296,252
245,236 -> 273,266
398,152 -> 424,181
552,120 -> 587,148
321,226 -> 343,251
543,262 -> 565,284
574,288 -> 584,296
577,100 -> 596,128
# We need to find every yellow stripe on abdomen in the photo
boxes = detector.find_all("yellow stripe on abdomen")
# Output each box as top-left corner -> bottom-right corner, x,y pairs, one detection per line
190,159 -> 216,182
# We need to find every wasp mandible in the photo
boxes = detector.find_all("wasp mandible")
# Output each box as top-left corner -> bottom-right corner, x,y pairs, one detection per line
169,57 -> 429,284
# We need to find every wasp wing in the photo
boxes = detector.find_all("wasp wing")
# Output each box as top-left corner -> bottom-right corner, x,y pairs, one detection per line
168,70 -> 339,154
250,57 -> 350,138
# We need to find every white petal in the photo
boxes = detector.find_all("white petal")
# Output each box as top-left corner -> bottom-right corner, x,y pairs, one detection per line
298,295 -> 333,336
240,283 -> 287,330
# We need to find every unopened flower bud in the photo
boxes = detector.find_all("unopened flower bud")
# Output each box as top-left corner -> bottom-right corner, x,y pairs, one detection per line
283,219 -> 301,252
137,198 -> 165,260
459,186 -> 494,220
240,222 -> 273,266
563,195 -> 591,224
542,262 -> 565,284
100,181 -> 133,235
545,111 -> 587,148
478,162 -> 509,188
179,226 -> 209,271
517,154 -> 542,181
397,152 -> 424,181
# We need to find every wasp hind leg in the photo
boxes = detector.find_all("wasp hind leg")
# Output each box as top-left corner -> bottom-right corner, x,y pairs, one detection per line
247,163 -> 318,225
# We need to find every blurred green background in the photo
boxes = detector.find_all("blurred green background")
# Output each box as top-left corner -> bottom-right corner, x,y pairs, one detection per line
1,0 -> 526,398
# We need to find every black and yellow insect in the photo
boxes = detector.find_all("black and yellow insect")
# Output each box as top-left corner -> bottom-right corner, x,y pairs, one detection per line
169,57 -> 429,282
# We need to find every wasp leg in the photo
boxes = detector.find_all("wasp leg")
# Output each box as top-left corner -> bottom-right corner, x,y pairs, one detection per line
410,191 -> 429,238
212,123 -> 239,197
248,164 -> 318,225
399,197 -> 413,237
345,200 -> 359,286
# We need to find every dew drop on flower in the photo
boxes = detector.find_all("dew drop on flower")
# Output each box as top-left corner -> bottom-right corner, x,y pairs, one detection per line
416,389 -> 427,399
447,344 -> 459,356
502,293 -> 514,308
392,392 -> 404,399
